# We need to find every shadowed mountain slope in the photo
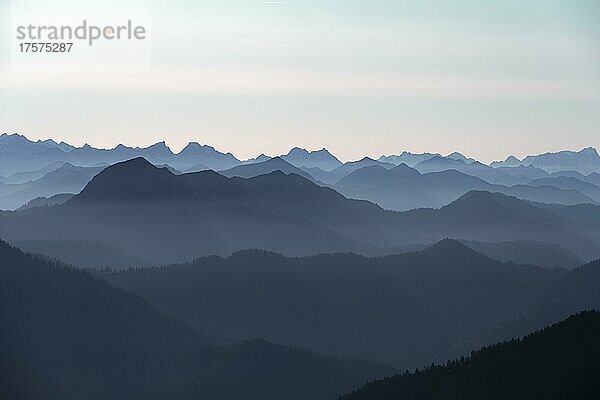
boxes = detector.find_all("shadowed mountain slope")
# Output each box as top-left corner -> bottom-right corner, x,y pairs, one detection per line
460,240 -> 583,269
341,311 -> 600,400
0,239 -> 391,400
12,239 -> 148,269
105,240 -> 600,368
151,339 -> 393,400
0,239 -> 209,400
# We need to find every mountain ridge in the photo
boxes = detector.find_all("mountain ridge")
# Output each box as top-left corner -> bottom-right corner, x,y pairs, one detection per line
340,310 -> 600,400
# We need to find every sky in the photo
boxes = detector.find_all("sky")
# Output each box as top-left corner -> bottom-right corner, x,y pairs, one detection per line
0,0 -> 599,162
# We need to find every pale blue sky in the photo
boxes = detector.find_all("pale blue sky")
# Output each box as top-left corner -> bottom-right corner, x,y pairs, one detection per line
1,0 -> 599,162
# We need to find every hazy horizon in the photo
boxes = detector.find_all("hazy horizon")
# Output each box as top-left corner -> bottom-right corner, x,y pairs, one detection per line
1,0 -> 599,163
3,131 -> 600,164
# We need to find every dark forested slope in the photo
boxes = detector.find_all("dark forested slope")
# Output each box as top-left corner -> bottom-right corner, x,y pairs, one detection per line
0,239 -> 389,400
106,240 -> 600,368
341,311 -> 600,400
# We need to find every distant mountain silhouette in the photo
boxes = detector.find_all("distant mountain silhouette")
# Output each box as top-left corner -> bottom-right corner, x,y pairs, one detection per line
389,239 -> 585,269
317,157 -> 396,184
393,191 -> 600,260
0,133 -> 241,176
446,151 -> 475,163
105,240 -> 600,368
220,157 -> 316,181
3,158 -> 396,262
0,239 -> 390,400
523,147 -> 600,173
335,165 -> 596,211
175,142 -> 241,170
242,153 -> 271,164
552,170 -> 600,186
5,161 -> 66,184
336,164 -> 419,189
503,184 -> 596,205
493,164 -> 549,180
299,165 -> 333,183
378,152 -> 438,167
335,165 -> 487,210
414,155 -> 530,185
491,147 -> 600,174
15,193 -> 74,211
490,155 -> 521,167
490,147 -> 600,173
0,163 -> 103,210
415,155 -> 461,171
184,162 -> 209,172
535,203 -> 600,247
2,160 -> 600,262
281,147 -> 342,171
529,175 -> 600,202
341,310 -> 600,400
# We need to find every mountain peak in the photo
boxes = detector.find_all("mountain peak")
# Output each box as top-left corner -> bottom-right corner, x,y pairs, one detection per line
453,190 -> 507,203
391,163 -> 420,175
580,147 -> 599,156
443,190 -> 558,223
446,152 -> 468,161
181,142 -> 211,152
282,147 -> 342,171
287,147 -> 309,156
242,154 -> 272,164
423,238 -> 479,256
357,156 -> 377,163
426,154 -> 447,162
76,157 -> 179,201
98,157 -> 159,175
0,132 -> 26,139
145,141 -> 172,153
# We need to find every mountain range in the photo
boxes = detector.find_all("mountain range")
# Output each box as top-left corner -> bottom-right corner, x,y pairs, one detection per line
105,240 -> 600,369
0,133 -> 240,176
4,232 -> 597,399
3,133 -> 599,178
491,147 -> 600,174
0,239 -> 391,400
2,133 -> 600,211
2,158 -> 599,264
2,133 -> 600,399
334,163 -> 599,210
0,163 -> 103,210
